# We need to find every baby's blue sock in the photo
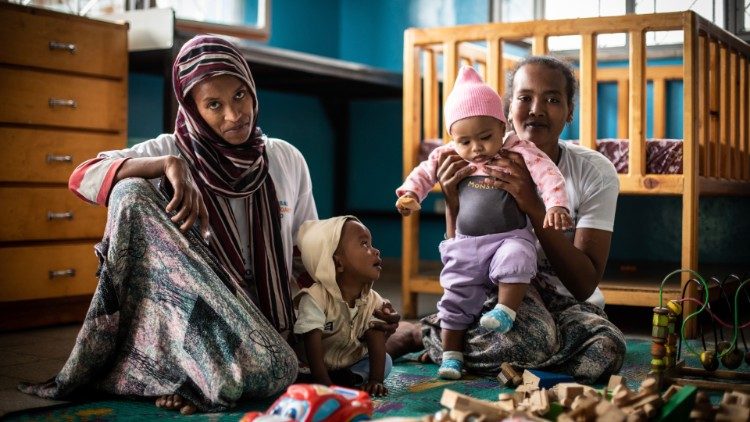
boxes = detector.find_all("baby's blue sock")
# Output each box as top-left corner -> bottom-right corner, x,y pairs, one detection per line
479,304 -> 516,334
438,351 -> 464,380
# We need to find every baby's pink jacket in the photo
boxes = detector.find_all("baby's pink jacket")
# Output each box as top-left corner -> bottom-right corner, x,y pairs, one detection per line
396,133 -> 569,211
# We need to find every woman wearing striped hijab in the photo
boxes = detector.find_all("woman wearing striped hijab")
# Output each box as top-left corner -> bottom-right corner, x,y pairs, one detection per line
20,35 -> 318,414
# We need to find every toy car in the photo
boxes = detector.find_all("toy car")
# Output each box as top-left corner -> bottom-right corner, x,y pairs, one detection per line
241,384 -> 373,422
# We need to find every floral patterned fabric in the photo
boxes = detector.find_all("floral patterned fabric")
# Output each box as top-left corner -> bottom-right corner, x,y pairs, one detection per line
19,179 -> 297,411
420,279 -> 626,384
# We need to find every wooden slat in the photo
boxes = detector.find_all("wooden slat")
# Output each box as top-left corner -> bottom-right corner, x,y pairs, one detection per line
580,33 -> 597,150
423,49 -> 439,139
719,46 -> 731,179
729,51 -> 740,180
442,40 -> 458,141
653,78 -> 667,139
710,41 -> 720,178
532,34 -> 548,55
682,15 -> 700,339
486,38 -> 503,96
596,65 -> 683,82
618,175 -> 684,194
698,36 -> 709,177
741,58 -> 749,180
401,30 -> 421,318
628,30 -> 647,177
408,12 -> 687,46
617,79 -> 629,139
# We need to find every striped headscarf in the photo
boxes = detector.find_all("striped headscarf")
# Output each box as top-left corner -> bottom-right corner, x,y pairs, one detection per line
170,35 -> 293,334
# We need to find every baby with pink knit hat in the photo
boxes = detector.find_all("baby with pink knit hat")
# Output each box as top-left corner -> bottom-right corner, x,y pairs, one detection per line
395,66 -> 572,380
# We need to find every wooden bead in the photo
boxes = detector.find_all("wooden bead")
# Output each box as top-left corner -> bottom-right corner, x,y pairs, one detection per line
700,350 -> 719,371
651,342 -> 666,358
666,300 -> 682,316
652,325 -> 668,339
721,347 -> 743,370
652,307 -> 669,327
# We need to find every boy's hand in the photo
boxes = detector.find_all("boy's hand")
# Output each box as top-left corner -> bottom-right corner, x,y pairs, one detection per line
395,193 -> 420,216
543,206 -> 573,231
361,380 -> 388,397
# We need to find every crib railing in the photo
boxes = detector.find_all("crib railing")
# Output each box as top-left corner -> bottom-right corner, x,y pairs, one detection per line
402,11 -> 750,337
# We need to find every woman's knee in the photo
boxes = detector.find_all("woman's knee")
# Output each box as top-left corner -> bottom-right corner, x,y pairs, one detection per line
109,178 -> 161,208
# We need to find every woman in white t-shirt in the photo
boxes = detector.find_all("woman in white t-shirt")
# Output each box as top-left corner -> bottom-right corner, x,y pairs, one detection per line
388,56 -> 626,384
20,35 -> 318,414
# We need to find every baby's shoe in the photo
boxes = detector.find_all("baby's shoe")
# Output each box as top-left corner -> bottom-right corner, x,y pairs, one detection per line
438,351 -> 464,380
480,304 -> 517,334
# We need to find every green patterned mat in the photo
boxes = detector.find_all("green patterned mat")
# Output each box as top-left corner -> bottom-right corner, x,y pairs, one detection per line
0,338 -> 706,421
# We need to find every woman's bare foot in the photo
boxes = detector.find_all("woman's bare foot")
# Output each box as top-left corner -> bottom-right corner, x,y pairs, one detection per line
385,321 -> 424,358
155,394 -> 197,415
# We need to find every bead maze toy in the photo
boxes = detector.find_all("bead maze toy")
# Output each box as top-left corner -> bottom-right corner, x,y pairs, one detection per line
650,269 -> 750,393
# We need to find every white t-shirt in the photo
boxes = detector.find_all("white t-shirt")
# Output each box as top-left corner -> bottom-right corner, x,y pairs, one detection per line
74,133 -> 318,281
534,141 -> 619,308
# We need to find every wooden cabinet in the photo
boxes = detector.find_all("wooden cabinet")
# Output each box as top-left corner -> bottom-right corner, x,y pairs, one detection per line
0,3 -> 127,330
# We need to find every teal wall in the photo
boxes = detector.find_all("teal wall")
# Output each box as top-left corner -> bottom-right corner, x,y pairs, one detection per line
127,1 -> 749,265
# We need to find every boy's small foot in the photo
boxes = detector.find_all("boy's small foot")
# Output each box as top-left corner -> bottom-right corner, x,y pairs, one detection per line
438,358 -> 463,380
480,305 -> 515,334
155,394 -> 196,415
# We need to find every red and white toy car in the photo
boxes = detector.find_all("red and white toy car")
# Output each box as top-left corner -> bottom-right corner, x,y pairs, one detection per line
241,384 -> 373,422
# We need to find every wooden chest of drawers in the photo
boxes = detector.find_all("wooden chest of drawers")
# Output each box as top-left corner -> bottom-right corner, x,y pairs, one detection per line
0,3 -> 127,330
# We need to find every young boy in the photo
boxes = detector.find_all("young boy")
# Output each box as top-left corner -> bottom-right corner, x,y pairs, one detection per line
294,216 -> 391,397
395,66 -> 573,380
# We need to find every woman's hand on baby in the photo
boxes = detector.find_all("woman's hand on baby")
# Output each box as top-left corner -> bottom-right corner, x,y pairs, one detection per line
484,150 -> 543,215
163,156 -> 210,238
361,380 -> 388,397
436,150 -> 474,210
543,206 -> 573,231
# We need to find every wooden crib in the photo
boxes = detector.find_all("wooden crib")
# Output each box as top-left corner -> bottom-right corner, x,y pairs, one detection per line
401,11 -> 750,336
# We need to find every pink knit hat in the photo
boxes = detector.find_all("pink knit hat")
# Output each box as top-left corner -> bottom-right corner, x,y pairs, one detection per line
444,66 -> 507,133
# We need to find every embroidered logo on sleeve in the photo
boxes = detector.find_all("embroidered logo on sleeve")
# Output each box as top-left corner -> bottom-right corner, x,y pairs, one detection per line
324,321 -> 334,332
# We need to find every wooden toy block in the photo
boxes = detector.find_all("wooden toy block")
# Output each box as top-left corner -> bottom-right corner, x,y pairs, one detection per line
660,384 -> 681,402
496,393 -> 516,412
566,395 -> 599,419
689,391 -> 716,421
497,362 -> 522,387
594,399 -> 626,422
439,389 -> 506,421
528,388 -> 550,416
721,390 -> 750,407
637,377 -> 658,395
659,384 -> 696,422
522,369 -> 540,388
715,404 -> 750,421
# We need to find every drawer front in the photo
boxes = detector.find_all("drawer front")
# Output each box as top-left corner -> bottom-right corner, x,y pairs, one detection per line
0,68 -> 126,132
0,127 -> 124,183
0,187 -> 107,241
0,6 -> 126,78
0,243 -> 99,301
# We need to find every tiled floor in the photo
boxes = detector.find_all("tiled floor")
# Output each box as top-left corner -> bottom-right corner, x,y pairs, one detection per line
0,259 -> 653,417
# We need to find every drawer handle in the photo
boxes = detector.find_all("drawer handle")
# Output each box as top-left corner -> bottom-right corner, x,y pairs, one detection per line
47,211 -> 74,220
49,98 -> 77,109
46,154 -> 73,163
49,41 -> 77,54
49,269 -> 76,279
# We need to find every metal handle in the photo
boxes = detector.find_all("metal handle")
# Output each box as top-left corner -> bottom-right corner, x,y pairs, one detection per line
49,98 -> 77,109
46,154 -> 73,163
49,41 -> 76,54
47,211 -> 74,220
49,269 -> 76,279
